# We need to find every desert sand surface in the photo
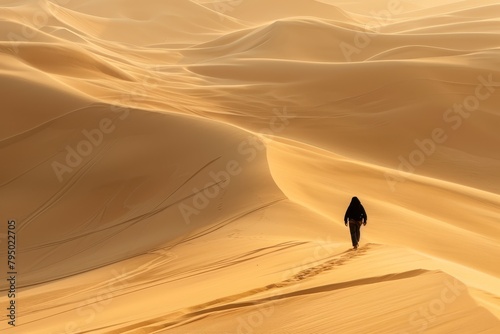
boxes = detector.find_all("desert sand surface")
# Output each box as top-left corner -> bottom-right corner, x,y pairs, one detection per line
0,0 -> 499,333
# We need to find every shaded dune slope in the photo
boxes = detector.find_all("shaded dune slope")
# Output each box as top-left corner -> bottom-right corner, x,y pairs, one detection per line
0,0 -> 499,333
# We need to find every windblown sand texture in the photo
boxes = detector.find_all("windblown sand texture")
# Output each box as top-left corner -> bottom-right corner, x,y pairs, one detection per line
1,0 -> 499,333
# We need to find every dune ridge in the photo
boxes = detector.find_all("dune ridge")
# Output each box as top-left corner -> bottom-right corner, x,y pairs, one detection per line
0,0 -> 499,333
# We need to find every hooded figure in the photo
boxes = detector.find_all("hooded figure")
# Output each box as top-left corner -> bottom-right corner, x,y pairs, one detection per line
344,197 -> 367,249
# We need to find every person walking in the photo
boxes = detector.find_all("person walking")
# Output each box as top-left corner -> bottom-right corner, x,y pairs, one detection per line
344,197 -> 367,249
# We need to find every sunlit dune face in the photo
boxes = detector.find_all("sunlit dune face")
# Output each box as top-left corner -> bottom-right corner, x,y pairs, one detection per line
1,0 -> 499,333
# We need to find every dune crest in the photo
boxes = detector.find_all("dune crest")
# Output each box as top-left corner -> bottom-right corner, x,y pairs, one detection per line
0,0 -> 499,333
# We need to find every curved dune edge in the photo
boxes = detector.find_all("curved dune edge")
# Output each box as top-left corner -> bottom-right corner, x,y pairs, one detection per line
0,0 -> 499,333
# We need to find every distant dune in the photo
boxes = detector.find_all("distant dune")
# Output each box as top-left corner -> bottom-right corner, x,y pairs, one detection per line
0,0 -> 499,333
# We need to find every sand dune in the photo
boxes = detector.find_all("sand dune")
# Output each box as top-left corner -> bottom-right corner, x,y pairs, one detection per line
0,0 -> 499,333
198,0 -> 353,23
